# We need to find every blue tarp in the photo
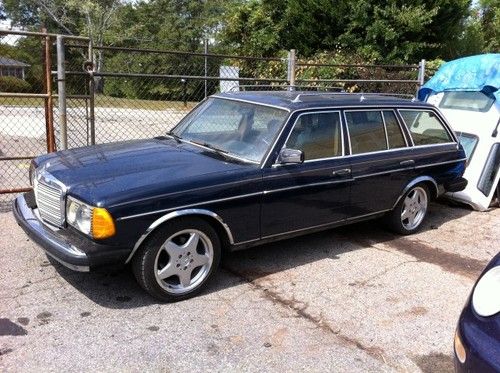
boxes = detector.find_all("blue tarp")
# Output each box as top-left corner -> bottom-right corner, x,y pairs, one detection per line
418,53 -> 500,101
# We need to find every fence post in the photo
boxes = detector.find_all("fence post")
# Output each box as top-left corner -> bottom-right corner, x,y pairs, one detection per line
418,59 -> 426,87
42,30 -> 55,152
87,39 -> 96,145
204,38 -> 209,99
287,49 -> 296,91
56,35 -> 68,150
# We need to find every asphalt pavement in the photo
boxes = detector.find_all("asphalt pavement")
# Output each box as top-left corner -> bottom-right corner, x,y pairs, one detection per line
1,201 -> 498,372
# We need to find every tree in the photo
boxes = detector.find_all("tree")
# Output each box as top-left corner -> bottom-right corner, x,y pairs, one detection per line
479,0 -> 500,51
221,0 -> 472,63
3,0 -> 123,91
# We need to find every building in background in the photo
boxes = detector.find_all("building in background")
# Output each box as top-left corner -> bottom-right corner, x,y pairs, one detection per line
0,57 -> 30,80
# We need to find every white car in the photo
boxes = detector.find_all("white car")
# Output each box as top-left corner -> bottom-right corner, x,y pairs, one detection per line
419,54 -> 500,211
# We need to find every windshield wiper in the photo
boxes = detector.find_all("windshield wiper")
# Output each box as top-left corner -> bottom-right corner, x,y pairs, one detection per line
166,132 -> 182,143
190,140 -> 229,154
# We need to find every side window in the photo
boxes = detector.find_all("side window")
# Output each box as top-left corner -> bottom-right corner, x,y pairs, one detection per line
383,110 -> 406,149
345,111 -> 387,154
399,110 -> 453,146
286,112 -> 342,161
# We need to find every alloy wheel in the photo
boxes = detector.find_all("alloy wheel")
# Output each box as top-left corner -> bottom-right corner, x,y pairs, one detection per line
401,186 -> 428,230
154,229 -> 214,294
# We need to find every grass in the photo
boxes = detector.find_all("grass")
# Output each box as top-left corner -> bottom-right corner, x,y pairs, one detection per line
0,94 -> 198,111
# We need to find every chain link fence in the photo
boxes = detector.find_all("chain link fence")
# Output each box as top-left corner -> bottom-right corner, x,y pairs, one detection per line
0,29 -> 428,211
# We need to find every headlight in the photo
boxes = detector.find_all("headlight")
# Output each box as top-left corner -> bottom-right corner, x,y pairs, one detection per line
66,197 -> 116,239
472,266 -> 500,317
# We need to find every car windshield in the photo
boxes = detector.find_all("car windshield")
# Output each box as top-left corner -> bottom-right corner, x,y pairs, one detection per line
171,98 -> 288,163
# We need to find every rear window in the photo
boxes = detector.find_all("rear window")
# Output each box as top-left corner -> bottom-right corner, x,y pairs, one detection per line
439,91 -> 495,112
399,110 -> 453,146
456,132 -> 479,165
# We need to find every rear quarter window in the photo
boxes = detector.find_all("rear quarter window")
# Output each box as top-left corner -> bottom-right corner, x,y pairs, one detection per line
399,110 -> 453,146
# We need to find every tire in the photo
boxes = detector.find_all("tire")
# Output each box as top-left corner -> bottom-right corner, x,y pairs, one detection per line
132,217 -> 221,302
386,184 -> 430,235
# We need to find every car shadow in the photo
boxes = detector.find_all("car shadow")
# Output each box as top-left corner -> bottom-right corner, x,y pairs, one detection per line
51,200 -> 473,309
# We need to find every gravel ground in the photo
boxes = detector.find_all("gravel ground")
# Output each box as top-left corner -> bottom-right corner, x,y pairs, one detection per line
0,201 -> 498,372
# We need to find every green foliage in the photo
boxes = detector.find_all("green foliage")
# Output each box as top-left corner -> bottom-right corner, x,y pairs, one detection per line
221,0 -> 472,63
479,0 -> 500,51
1,0 -> 495,100
0,39 -> 44,93
0,76 -> 32,92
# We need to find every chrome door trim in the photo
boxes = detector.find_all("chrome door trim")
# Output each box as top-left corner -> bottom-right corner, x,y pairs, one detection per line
109,177 -> 263,208
354,167 -> 411,179
414,158 -> 467,169
262,178 -> 354,195
126,208 -> 235,264
117,191 -> 263,221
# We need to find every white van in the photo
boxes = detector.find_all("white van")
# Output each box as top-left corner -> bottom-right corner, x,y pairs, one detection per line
419,54 -> 500,211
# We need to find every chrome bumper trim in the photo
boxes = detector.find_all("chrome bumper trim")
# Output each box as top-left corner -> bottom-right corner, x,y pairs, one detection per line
13,194 -> 90,272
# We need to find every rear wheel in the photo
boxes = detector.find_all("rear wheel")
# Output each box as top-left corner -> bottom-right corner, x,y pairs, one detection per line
386,184 -> 429,235
132,217 -> 221,302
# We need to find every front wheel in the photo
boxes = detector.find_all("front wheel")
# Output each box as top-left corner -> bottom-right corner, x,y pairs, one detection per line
132,217 -> 221,302
386,184 -> 429,235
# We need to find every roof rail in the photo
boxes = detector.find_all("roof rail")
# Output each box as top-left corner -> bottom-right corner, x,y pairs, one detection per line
291,91 -> 346,103
228,85 -> 345,93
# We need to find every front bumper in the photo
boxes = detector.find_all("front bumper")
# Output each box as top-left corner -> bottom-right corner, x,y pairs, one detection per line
454,305 -> 500,373
13,193 -> 129,271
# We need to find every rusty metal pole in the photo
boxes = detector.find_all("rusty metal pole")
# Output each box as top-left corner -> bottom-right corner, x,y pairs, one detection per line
44,33 -> 56,152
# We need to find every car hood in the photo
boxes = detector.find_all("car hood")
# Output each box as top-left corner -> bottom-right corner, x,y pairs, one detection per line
34,138 -> 253,206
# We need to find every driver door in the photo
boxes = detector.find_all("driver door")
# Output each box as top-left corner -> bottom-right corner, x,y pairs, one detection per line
260,111 -> 352,237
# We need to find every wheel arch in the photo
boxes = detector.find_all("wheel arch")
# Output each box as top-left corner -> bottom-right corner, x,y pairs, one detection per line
392,176 -> 438,210
125,209 -> 234,264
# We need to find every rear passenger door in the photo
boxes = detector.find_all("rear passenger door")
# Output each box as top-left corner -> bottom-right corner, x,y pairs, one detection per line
345,109 -> 414,216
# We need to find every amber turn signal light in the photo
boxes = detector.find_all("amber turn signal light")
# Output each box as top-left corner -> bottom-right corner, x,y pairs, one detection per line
92,208 -> 116,239
454,329 -> 466,364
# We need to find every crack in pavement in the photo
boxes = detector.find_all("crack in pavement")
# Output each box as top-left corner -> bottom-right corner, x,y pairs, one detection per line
221,266 -> 395,369
343,233 -> 488,280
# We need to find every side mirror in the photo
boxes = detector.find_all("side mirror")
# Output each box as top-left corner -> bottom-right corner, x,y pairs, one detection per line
278,148 -> 304,164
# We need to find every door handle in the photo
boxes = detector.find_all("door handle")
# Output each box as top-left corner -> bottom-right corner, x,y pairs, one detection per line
399,160 -> 415,167
332,168 -> 351,177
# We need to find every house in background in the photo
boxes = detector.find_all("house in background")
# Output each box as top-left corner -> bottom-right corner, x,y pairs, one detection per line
0,57 -> 30,79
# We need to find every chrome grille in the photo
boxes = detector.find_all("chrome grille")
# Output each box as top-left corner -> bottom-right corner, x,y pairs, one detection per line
35,182 -> 63,227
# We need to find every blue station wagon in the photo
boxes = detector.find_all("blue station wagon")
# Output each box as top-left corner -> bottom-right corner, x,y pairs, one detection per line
14,92 -> 467,301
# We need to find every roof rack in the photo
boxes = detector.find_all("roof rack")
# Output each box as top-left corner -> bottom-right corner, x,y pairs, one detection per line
291,92 -> 414,103
291,92 -> 343,103
228,85 -> 344,92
